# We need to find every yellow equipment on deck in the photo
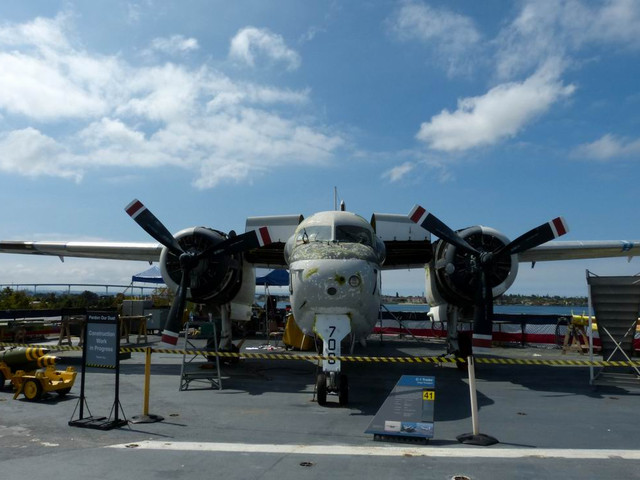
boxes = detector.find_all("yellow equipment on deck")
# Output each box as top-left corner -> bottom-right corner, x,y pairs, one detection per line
10,365 -> 77,401
283,314 -> 314,351
0,346 -> 77,401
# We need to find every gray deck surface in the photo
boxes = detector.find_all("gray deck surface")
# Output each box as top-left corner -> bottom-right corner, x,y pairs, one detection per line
1,334 -> 639,479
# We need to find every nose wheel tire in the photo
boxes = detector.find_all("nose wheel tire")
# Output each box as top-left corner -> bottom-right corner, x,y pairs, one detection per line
316,372 -> 327,406
316,372 -> 349,406
338,374 -> 349,406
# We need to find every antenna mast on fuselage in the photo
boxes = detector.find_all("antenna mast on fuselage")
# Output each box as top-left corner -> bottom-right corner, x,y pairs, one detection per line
334,187 -> 346,211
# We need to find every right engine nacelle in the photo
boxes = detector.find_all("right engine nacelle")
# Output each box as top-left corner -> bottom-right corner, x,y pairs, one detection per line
426,225 -> 519,308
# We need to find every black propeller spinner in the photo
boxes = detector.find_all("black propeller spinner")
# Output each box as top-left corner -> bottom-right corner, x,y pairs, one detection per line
409,205 -> 568,350
125,199 -> 272,345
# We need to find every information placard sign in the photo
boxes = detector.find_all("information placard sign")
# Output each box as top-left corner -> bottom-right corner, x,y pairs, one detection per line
86,313 -> 118,369
365,375 -> 435,439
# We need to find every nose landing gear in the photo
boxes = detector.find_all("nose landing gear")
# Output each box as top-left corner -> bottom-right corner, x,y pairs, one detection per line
313,314 -> 351,407
315,371 -> 349,406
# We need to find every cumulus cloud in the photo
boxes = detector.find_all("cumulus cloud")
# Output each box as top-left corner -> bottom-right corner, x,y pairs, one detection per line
229,27 -> 301,71
388,1 -> 482,76
0,15 -> 342,187
416,61 -> 576,152
572,134 -> 640,160
0,128 -> 82,181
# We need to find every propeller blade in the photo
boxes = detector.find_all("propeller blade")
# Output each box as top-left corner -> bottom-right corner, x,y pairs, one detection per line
161,263 -> 190,346
125,199 -> 184,257
197,227 -> 272,260
502,217 -> 569,256
409,205 -> 479,256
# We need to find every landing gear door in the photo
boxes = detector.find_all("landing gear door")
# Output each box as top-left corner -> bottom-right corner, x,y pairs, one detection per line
313,314 -> 350,373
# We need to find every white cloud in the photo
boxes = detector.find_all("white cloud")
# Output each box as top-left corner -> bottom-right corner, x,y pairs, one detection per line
0,128 -> 82,181
389,1 -> 481,76
417,61 -> 576,152
149,35 -> 199,55
229,27 -> 301,71
0,13 -> 71,51
78,117 -> 145,149
496,0 -> 640,79
0,254 -> 153,287
382,161 -> 414,182
572,134 -> 640,160
0,14 -> 342,187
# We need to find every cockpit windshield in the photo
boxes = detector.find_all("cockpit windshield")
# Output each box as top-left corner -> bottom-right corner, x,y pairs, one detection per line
296,226 -> 331,243
335,225 -> 373,247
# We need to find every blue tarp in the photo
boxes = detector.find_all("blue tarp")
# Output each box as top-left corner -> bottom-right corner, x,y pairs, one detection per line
131,265 -> 165,284
256,269 -> 289,286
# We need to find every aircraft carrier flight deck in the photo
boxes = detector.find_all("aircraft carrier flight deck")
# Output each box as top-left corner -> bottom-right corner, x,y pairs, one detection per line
1,334 -> 639,480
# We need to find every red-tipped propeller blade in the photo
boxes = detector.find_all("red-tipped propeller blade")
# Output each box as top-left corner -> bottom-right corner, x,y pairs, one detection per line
125,199 -> 184,257
502,217 -> 569,256
409,205 -> 479,256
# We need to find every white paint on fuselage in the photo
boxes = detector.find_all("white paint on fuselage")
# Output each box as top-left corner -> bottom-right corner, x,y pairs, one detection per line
290,258 -> 380,340
284,210 -> 384,341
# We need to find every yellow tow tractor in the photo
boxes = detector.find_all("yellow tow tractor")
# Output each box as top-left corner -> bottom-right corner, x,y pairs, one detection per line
0,347 -> 77,401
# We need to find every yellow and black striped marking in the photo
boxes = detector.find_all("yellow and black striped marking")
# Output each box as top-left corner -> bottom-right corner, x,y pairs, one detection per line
2,342 -> 639,367
25,347 -> 48,361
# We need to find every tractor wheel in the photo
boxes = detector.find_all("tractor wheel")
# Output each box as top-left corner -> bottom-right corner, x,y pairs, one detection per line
23,379 -> 43,401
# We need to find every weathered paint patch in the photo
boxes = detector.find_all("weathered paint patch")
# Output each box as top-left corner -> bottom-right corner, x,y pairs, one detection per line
291,242 -> 378,263
304,267 -> 319,279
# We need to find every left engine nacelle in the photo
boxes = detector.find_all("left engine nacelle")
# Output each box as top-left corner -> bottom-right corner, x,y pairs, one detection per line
159,227 -> 245,304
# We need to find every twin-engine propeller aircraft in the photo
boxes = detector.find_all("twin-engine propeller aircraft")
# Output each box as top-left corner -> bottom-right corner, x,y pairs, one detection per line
1,199 -> 639,405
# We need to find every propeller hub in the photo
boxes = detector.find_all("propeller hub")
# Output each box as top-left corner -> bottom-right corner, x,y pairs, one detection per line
479,251 -> 494,266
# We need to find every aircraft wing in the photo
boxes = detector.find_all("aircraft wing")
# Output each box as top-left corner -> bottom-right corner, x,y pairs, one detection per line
370,213 -> 433,269
0,241 -> 162,262
243,214 -> 303,268
519,240 -> 640,263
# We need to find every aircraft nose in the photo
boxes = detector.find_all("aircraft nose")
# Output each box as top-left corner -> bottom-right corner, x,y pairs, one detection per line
325,272 -> 362,297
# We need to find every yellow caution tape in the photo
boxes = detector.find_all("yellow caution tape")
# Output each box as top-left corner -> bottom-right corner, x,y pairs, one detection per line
2,342 -> 639,367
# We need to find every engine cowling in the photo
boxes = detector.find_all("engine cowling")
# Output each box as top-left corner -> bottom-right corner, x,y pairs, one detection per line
429,225 -> 518,307
159,227 -> 244,304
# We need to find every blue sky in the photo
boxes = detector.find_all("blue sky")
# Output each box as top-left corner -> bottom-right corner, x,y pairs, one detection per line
0,0 -> 639,297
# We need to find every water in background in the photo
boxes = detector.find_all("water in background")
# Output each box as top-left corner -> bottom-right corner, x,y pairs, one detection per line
384,304 -> 589,316
274,301 -> 589,316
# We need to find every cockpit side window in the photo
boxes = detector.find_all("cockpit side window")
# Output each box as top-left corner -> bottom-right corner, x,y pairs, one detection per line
295,226 -> 332,244
335,225 -> 373,247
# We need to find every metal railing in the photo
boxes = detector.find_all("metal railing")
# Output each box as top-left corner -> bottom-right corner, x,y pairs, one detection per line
0,283 -> 165,296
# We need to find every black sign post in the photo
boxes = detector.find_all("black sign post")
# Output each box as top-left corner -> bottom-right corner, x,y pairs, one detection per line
69,312 -> 128,430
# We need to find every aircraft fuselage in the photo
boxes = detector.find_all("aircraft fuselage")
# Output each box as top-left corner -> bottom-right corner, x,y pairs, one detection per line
284,211 -> 384,341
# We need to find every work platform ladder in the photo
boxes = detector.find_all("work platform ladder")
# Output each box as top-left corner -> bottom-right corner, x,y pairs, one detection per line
179,314 -> 222,391
587,271 -> 640,388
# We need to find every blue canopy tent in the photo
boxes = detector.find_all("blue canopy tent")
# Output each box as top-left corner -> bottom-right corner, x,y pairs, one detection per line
255,269 -> 289,287
132,265 -> 165,284
125,265 -> 166,297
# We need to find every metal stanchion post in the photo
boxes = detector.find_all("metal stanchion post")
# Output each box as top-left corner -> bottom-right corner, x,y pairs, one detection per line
130,347 -> 164,424
456,356 -> 498,446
